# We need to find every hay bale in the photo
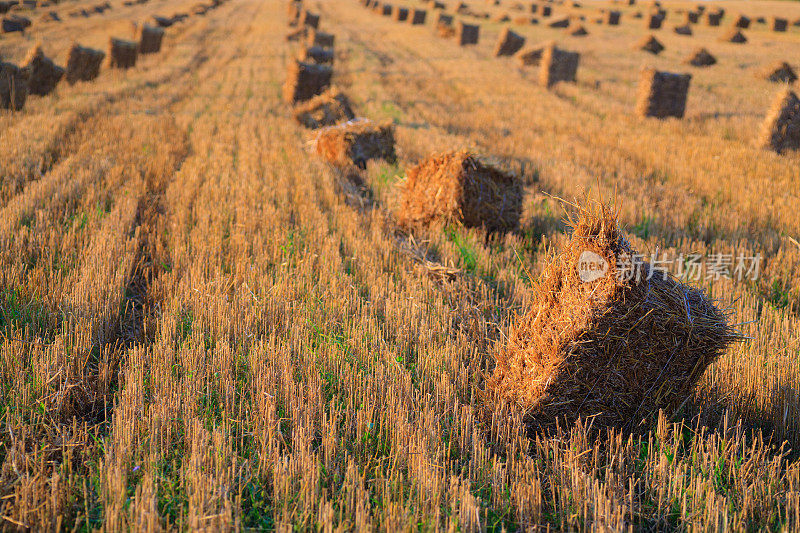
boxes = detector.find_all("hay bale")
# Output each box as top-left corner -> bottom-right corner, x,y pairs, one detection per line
494,27 -> 526,57
517,41 -> 549,66
397,150 -> 522,232
108,38 -> 138,69
549,17 -> 569,28
771,17 -> 787,32
282,59 -> 332,104
644,13 -> 663,29
380,4 -> 392,16
65,43 -> 104,84
683,11 -> 698,24
719,28 -> 747,43
299,45 -> 334,65
635,34 -> 664,54
684,47 -> 716,67
392,5 -> 408,21
458,22 -> 479,45
151,15 -> 173,27
313,118 -> 396,168
307,28 -> 334,48
286,27 -> 307,42
733,14 -> 750,28
20,44 -> 63,96
487,205 -> 737,431
636,68 -> 691,118
704,11 -> 722,26
300,10 -> 320,28
758,61 -> 798,84
293,87 -> 355,129
436,12 -> 453,27
2,13 -> 29,31
0,61 -> 29,110
605,10 -> 620,24
565,23 -> 588,35
673,24 -> 692,35
539,43 -> 579,87
758,89 -> 800,153
138,24 -> 164,54
409,8 -> 426,24
541,5 -> 551,16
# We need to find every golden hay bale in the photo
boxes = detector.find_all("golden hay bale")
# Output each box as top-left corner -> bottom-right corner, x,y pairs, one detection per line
313,118 -> 396,169
673,24 -> 692,35
458,22 -> 480,45
548,17 -> 569,28
704,11 -> 722,26
379,4 -> 392,16
517,41 -> 549,66
683,11 -> 699,24
151,15 -> 173,27
539,42 -> 579,87
605,10 -> 620,24
108,38 -> 138,69
718,28 -> 747,43
391,5 -> 408,21
282,59 -> 332,104
293,87 -> 355,129
494,27 -> 526,57
644,12 -> 663,29
636,68 -> 691,119
541,5 -> 551,16
733,14 -> 750,28
298,45 -> 334,65
758,61 -> 797,84
300,9 -> 320,28
307,28 -> 334,48
0,61 -> 29,110
436,11 -> 453,27
565,23 -> 588,36
771,17 -> 787,32
635,34 -> 664,54
758,89 -> 800,153
65,43 -> 104,84
409,8 -> 426,24
20,44 -> 63,96
684,47 -> 716,67
396,150 -> 522,232
487,204 -> 737,431
138,24 -> 165,54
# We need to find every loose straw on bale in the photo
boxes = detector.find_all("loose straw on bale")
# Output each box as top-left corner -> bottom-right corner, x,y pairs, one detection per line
313,118 -> 396,169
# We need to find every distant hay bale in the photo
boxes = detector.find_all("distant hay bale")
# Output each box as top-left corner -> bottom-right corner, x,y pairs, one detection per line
635,34 -> 664,54
458,22 -> 479,45
704,11 -> 722,26
684,47 -> 716,67
733,14 -> 750,28
307,28 -> 334,48
293,87 -> 355,129
108,38 -> 138,69
380,4 -> 392,16
758,89 -> 800,153
300,10 -> 320,28
285,27 -> 307,42
299,45 -> 334,65
151,15 -> 173,27
539,43 -> 579,87
494,27 -> 526,57
492,12 -> 511,23
283,59 -> 332,104
644,13 -> 663,29
436,12 -> 453,27
138,24 -> 164,54
758,61 -> 798,84
541,5 -> 551,16
0,61 -> 29,110
397,150 -> 522,232
487,204 -> 737,431
391,5 -> 408,21
313,118 -> 396,169
636,68 -> 691,119
21,44 -> 63,96
409,8 -> 426,24
65,43 -> 104,84
719,28 -> 747,43
673,24 -> 692,35
549,17 -> 569,28
683,11 -> 698,24
565,23 -> 588,36
605,10 -> 620,24
517,41 -> 549,66
771,17 -> 787,32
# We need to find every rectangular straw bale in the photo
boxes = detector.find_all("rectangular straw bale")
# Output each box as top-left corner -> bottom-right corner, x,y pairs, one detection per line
282,59 -> 332,104
538,43 -> 579,87
138,24 -> 164,54
758,89 -> 800,153
65,43 -> 105,84
635,68 -> 691,118
21,44 -> 63,95
314,118 -> 396,168
108,37 -> 138,69
307,28 -> 334,48
0,61 -> 29,110
410,8 -> 426,24
298,45 -> 334,65
458,22 -> 479,45
293,87 -> 355,129
494,27 -> 526,56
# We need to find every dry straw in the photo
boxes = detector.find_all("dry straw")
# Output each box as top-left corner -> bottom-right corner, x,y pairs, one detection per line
21,44 -> 64,96
487,203 -> 739,431
636,68 -> 692,119
108,38 -> 138,69
293,87 -> 355,129
494,27 -> 526,57
396,150 -> 523,232
313,118 -> 396,169
65,43 -> 105,84
758,89 -> 800,154
282,59 -> 332,104
0,60 -> 29,110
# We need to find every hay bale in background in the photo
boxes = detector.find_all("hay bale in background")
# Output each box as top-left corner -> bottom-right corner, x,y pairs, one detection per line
409,8 -> 426,24
566,23 -> 588,36
683,11 -> 698,24
771,17 -> 787,32
397,150 -> 522,232
549,17 -> 569,28
494,27 -> 526,56
65,43 -> 104,84
539,43 -> 579,87
758,89 -> 800,153
293,87 -> 355,129
645,13 -> 663,29
704,10 -> 722,26
21,44 -> 63,95
517,41 -> 549,66
684,47 -> 716,67
392,5 -> 408,21
719,28 -> 747,43
283,59 -> 332,104
307,28 -> 334,48
635,34 -> 664,54
314,118 -> 396,168
436,11 -> 453,27
0,61 -> 29,110
138,24 -> 165,54
108,38 -> 138,69
151,15 -> 173,27
636,68 -> 691,118
605,10 -> 620,24
487,204 -> 737,431
299,45 -> 334,65
458,22 -> 479,45
758,61 -> 798,84
300,10 -> 320,28
733,14 -> 750,28
673,24 -> 692,35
